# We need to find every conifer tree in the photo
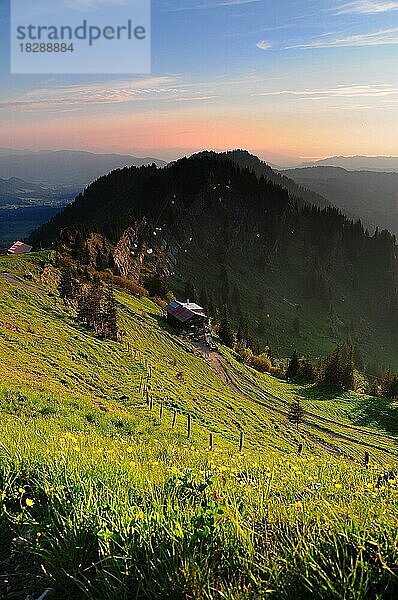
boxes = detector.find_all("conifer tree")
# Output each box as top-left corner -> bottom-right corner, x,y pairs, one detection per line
102,285 -> 118,341
322,347 -> 341,387
59,264 -> 77,301
218,304 -> 235,348
298,355 -> 316,383
288,397 -> 305,431
286,350 -> 300,381
341,342 -> 355,391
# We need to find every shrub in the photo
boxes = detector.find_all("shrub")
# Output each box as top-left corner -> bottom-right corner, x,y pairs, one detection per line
248,355 -> 272,373
270,366 -> 286,379
99,271 -> 148,298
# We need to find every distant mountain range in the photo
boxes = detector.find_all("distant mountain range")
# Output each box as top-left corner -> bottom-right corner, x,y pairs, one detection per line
0,177 -> 77,208
0,150 -> 167,186
283,166 -> 398,237
298,156 -> 398,173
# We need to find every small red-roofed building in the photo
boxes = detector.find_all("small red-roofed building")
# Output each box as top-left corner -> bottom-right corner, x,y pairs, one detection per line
166,299 -> 207,331
7,241 -> 33,255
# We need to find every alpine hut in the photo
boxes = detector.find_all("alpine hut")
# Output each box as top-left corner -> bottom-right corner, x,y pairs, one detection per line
8,241 -> 32,255
166,300 -> 207,333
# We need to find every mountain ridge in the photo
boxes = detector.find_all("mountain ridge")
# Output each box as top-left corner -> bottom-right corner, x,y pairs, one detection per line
0,149 -> 167,186
30,150 -> 398,369
283,165 -> 398,237
298,155 -> 398,172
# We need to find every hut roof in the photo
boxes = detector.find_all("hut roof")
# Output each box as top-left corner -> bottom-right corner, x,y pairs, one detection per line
8,241 -> 32,254
166,300 -> 206,323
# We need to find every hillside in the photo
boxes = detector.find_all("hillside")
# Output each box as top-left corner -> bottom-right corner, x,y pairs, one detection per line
1,252 -> 398,598
283,166 -> 398,237
30,151 -> 398,370
299,155 -> 398,173
0,150 -> 167,186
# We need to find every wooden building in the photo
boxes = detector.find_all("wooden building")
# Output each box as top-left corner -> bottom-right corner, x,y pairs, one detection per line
166,300 -> 207,332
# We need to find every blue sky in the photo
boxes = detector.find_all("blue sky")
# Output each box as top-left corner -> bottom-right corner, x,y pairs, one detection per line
1,0 -> 398,163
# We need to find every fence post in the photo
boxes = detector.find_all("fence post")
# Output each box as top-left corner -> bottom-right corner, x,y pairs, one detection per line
209,432 -> 213,450
149,396 -> 153,411
187,414 -> 191,439
239,431 -> 244,452
364,451 -> 370,468
298,443 -> 303,456
172,411 -> 177,428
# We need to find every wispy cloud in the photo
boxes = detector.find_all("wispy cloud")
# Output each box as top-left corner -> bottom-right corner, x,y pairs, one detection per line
333,1 -> 398,14
287,27 -> 398,48
256,40 -> 272,50
166,0 -> 260,11
0,77 -> 182,111
173,95 -> 218,101
225,24 -> 291,38
256,84 -> 398,99
66,0 -> 129,10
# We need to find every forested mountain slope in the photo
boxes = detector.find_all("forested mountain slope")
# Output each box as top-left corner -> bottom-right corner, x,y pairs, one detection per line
30,152 -> 398,369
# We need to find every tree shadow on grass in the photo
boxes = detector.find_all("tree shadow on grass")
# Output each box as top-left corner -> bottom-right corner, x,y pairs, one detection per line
297,384 -> 344,402
298,384 -> 398,436
349,395 -> 398,435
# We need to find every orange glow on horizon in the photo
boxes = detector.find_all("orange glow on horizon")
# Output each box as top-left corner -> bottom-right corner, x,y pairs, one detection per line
3,104 -> 398,162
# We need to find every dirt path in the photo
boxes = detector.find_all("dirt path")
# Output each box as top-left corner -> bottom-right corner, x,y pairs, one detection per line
223,356 -> 398,443
0,272 -> 48,295
199,347 -> 398,459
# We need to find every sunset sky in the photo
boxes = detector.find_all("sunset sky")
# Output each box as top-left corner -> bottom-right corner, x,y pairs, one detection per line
1,0 -> 398,165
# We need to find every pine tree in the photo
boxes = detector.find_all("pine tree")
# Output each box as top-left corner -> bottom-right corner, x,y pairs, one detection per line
341,342 -> 355,391
77,280 -> 103,333
218,305 -> 235,348
288,398 -> 305,431
102,286 -> 118,341
321,342 -> 355,390
286,350 -> 300,381
381,370 -> 398,399
322,347 -> 341,386
59,265 -> 76,301
298,355 -> 316,383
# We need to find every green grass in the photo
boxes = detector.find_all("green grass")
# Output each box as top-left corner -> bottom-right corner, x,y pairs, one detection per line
1,253 -> 398,599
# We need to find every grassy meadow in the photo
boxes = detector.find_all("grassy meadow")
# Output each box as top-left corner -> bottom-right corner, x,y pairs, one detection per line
0,253 -> 398,599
